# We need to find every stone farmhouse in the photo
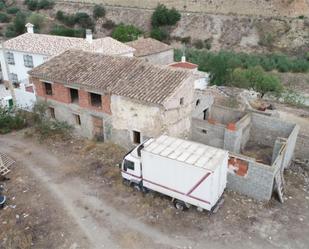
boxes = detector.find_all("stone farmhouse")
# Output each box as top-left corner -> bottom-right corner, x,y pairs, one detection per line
29,50 -> 204,148
0,24 -> 135,109
126,37 -> 174,65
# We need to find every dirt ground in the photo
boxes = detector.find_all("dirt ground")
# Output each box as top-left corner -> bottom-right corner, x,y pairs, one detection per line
0,130 -> 309,249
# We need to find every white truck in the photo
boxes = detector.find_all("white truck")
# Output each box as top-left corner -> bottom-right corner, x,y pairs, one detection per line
121,135 -> 228,211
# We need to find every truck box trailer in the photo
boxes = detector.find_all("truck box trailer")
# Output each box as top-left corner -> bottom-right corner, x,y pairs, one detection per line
121,135 -> 228,211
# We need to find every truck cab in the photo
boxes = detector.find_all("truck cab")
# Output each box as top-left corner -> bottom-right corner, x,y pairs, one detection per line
121,141 -> 148,185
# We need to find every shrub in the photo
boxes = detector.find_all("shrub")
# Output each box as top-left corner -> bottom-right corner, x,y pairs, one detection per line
27,13 -> 45,31
112,24 -> 142,42
151,4 -> 181,27
150,27 -> 168,41
102,19 -> 115,30
0,2 -> 5,10
56,11 -> 94,29
37,0 -> 54,9
31,102 -> 72,140
6,11 -> 27,37
0,13 -> 9,23
0,106 -> 26,134
25,0 -> 54,10
6,6 -> 20,14
93,4 -> 105,19
5,24 -> 17,37
231,66 -> 282,98
74,12 -> 94,29
50,25 -> 84,37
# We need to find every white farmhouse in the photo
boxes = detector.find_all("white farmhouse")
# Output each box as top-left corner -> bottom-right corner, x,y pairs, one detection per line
0,23 -> 135,109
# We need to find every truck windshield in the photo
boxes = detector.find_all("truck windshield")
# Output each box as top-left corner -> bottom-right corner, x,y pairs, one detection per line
123,160 -> 135,171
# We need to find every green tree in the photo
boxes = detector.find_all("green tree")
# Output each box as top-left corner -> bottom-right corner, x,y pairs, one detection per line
151,4 -> 181,27
93,4 -> 105,19
231,66 -> 282,98
27,13 -> 45,31
112,24 -> 142,42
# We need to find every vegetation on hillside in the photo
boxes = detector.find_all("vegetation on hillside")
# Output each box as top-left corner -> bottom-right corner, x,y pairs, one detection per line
150,4 -> 181,42
173,49 -> 309,97
112,24 -> 142,42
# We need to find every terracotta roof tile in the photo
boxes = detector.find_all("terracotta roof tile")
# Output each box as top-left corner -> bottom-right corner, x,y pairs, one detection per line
126,38 -> 172,57
29,50 -> 192,105
170,61 -> 198,69
3,33 -> 135,56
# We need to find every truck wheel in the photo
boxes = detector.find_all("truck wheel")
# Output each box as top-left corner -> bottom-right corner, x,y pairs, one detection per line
122,178 -> 130,186
133,183 -> 142,192
174,200 -> 188,211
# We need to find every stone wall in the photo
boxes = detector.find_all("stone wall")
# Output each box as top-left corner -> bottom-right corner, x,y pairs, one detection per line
58,0 -> 309,17
139,50 -> 174,65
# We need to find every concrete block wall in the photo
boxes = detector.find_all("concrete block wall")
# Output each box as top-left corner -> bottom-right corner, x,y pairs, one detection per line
210,105 -> 245,125
250,113 -> 295,147
191,118 -> 225,149
282,124 -> 299,168
227,154 -> 275,201
295,133 -> 309,160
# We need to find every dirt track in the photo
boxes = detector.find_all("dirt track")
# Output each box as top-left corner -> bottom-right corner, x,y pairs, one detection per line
1,132 -> 309,249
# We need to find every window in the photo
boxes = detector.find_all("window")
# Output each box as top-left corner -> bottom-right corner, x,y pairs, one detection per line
6,52 -> 15,65
9,73 -> 18,84
196,99 -> 200,106
132,130 -> 141,144
202,129 -> 207,134
73,114 -> 81,125
70,88 -> 79,103
23,55 -> 33,68
123,160 -> 135,171
90,92 -> 102,107
48,107 -> 55,119
44,82 -> 52,95
203,108 -> 209,120
180,97 -> 184,105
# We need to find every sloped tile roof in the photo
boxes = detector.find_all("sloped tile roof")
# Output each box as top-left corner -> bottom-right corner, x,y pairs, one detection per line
3,33 -> 135,56
170,61 -> 198,69
29,50 -> 191,105
126,38 -> 172,57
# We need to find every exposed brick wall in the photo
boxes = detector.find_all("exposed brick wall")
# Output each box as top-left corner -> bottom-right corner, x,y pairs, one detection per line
31,77 -> 112,114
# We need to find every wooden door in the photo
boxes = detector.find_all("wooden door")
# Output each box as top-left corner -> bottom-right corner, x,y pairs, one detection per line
92,116 -> 104,141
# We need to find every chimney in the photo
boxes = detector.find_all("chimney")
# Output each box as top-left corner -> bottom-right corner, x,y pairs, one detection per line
86,29 -> 93,43
181,55 -> 186,62
25,23 -> 34,34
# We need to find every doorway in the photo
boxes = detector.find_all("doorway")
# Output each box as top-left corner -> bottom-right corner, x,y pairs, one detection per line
92,116 -> 104,141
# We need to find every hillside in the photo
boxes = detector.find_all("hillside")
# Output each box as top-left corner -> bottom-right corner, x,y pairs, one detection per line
58,0 -> 309,18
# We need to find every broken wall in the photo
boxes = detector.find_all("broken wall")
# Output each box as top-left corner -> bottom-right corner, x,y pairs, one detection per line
209,105 -> 245,125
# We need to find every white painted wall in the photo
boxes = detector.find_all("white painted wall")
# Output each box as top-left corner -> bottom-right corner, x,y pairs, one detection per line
0,49 -> 47,82
14,83 -> 36,110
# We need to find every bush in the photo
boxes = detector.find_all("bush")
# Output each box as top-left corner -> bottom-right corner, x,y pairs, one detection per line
6,7 -> 20,14
74,12 -> 94,29
50,25 -> 84,37
231,66 -> 282,98
0,106 -> 26,134
93,4 -> 105,19
151,4 -> 181,27
56,11 -> 94,29
102,19 -> 115,30
27,13 -> 45,31
31,102 -> 72,140
0,2 -> 5,10
150,27 -> 168,41
6,11 -> 27,37
25,0 -> 54,10
112,24 -> 142,42
37,0 -> 54,9
0,12 -> 9,23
